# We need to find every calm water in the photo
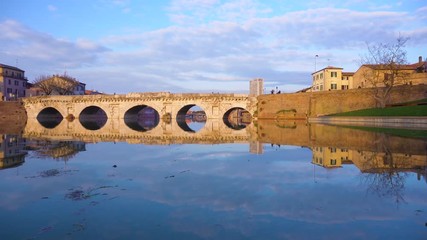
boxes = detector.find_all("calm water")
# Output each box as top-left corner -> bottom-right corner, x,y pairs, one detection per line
0,119 -> 426,240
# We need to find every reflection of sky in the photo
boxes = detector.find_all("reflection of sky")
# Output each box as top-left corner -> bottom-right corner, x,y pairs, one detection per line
0,141 -> 426,239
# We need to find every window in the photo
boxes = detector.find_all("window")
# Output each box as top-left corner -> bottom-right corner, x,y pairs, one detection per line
8,79 -> 11,84
330,159 -> 337,165
330,147 -> 336,153
331,83 -> 337,90
14,80 -> 18,86
320,73 -> 323,79
341,85 -> 348,90
331,72 -> 337,77
320,85 -> 323,91
6,88 -> 12,93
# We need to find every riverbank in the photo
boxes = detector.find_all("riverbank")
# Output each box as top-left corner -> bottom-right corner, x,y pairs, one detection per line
309,116 -> 427,130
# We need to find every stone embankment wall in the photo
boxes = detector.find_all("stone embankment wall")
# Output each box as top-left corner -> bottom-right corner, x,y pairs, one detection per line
0,101 -> 27,134
257,84 -> 427,119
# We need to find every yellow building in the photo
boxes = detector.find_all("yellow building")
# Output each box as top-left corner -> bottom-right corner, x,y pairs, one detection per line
311,146 -> 353,168
311,66 -> 352,91
352,56 -> 427,89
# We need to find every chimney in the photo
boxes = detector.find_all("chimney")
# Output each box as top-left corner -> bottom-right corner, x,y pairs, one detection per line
419,56 -> 423,63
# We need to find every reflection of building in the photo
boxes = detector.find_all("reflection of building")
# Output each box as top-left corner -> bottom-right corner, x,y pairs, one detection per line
249,78 -> 264,97
0,63 -> 28,101
26,140 -> 86,161
311,146 -> 427,179
311,146 -> 353,168
351,150 -> 427,174
250,141 -> 263,154
0,135 -> 26,169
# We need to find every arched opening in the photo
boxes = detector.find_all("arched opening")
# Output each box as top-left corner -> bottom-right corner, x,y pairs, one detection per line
79,106 -> 107,130
124,105 -> 160,132
176,105 -> 206,132
37,107 -> 63,129
223,107 -> 252,130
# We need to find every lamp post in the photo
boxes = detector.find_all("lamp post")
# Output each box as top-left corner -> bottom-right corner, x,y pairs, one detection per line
315,54 -> 319,72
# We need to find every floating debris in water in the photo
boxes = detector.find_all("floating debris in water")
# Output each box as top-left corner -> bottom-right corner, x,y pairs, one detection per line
40,169 -> 60,177
65,185 -> 118,201
26,169 -> 78,178
38,225 -> 53,234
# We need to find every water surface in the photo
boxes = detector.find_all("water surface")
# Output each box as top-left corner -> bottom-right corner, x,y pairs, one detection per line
0,120 -> 426,239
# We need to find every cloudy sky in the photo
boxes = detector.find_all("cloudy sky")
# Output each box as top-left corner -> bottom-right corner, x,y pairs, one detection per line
1,0 -> 426,94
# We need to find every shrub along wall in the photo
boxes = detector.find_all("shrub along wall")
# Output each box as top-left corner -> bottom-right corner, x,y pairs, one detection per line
257,84 -> 427,119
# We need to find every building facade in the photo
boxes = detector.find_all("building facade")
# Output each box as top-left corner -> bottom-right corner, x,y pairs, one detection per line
352,56 -> 427,89
249,78 -> 264,97
311,66 -> 350,92
0,64 -> 28,101
26,75 -> 86,97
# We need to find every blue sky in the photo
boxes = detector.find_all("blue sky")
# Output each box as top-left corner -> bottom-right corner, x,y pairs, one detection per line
1,0 -> 426,93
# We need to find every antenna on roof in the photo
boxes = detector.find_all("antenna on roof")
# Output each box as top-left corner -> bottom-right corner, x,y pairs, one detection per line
15,58 -> 19,67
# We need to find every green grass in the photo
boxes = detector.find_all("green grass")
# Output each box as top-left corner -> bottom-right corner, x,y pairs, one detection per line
342,125 -> 427,139
332,105 -> 427,117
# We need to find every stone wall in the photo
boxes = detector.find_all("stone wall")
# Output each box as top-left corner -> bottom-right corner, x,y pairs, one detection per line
0,101 -> 27,134
257,84 -> 427,119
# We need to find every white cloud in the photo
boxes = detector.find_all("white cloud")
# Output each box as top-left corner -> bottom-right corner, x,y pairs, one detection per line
1,3 -> 426,94
0,20 -> 108,79
47,5 -> 57,12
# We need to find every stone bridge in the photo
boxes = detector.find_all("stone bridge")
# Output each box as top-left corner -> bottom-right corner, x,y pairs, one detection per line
23,92 -> 257,121
21,92 -> 259,145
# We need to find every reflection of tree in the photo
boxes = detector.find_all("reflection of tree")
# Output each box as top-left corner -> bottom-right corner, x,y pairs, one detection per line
363,171 -> 408,204
360,133 -> 409,204
29,140 -> 85,162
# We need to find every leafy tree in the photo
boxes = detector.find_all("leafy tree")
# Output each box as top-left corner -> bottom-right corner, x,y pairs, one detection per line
361,36 -> 410,108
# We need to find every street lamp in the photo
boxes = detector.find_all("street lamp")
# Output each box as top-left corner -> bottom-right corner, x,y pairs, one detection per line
315,54 -> 319,72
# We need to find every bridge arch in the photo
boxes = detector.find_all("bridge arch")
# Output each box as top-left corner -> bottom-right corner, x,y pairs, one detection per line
222,107 -> 252,130
176,104 -> 207,133
79,106 -> 108,130
124,105 -> 160,132
36,107 -> 63,129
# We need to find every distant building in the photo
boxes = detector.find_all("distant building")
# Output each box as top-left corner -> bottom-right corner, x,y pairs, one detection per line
311,66 -> 352,92
249,78 -> 264,97
0,64 -> 28,101
352,56 -> 427,89
85,89 -> 104,95
26,75 -> 86,97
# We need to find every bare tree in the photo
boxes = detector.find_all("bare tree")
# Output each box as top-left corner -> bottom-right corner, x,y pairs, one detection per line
32,74 -> 80,96
361,36 -> 410,108
33,75 -> 55,95
54,74 -> 79,95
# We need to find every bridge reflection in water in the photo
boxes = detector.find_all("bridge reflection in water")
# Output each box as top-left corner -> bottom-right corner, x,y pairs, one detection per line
4,118 -> 423,180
